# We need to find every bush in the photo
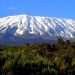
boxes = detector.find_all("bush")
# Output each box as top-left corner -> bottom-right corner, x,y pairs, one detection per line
0,39 -> 75,74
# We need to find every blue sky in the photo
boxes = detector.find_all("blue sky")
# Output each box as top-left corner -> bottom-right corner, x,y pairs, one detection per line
0,0 -> 75,19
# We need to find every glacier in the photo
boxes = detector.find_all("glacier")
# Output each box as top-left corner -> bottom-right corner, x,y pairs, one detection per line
0,14 -> 75,45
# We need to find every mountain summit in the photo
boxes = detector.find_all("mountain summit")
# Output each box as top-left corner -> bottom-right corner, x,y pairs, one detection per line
0,14 -> 75,45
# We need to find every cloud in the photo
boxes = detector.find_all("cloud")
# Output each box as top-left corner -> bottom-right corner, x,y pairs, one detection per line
8,7 -> 18,10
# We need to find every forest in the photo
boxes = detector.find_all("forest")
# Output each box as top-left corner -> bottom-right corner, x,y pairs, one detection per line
0,38 -> 75,75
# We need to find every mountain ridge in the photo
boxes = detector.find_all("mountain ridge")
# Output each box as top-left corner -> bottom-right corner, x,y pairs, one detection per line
0,14 -> 75,45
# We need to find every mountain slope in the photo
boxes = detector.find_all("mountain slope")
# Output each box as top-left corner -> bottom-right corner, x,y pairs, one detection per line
0,14 -> 75,45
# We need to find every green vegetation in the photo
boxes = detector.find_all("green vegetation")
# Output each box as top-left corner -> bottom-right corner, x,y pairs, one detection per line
0,39 -> 75,75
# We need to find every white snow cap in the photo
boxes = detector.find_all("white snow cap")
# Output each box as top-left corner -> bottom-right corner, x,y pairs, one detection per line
0,14 -> 75,45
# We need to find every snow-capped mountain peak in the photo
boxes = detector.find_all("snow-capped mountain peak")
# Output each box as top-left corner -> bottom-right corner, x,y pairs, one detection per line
0,14 -> 75,45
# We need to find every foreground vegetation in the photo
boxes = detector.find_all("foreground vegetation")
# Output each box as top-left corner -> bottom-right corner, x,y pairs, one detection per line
0,39 -> 75,75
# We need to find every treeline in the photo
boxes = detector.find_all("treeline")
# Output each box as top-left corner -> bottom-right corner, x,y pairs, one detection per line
0,39 -> 75,75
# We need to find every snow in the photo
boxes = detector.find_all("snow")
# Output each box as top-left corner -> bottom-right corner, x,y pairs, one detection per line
0,14 -> 75,45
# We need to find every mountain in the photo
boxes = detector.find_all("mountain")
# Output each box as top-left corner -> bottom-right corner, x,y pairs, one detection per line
0,14 -> 75,45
